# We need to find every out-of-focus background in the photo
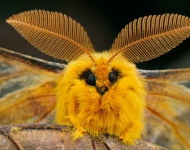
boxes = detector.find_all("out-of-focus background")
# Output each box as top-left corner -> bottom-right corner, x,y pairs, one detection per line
0,0 -> 190,70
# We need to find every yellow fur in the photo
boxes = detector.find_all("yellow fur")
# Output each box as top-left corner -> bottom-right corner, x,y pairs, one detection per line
55,52 -> 146,144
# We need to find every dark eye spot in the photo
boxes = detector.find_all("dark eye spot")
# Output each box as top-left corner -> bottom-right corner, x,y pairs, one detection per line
109,70 -> 119,84
80,69 -> 96,86
86,73 -> 96,86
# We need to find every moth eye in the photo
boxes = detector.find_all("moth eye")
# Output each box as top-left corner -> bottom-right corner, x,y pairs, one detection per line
86,73 -> 96,86
109,70 -> 119,84
80,69 -> 96,86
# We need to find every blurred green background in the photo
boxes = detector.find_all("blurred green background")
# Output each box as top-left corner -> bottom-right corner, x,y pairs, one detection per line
0,0 -> 190,69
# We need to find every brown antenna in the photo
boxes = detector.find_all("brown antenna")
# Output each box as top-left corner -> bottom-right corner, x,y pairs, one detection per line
109,14 -> 190,63
6,10 -> 95,62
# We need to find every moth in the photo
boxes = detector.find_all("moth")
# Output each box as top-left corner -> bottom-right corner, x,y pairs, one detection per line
0,10 -> 190,149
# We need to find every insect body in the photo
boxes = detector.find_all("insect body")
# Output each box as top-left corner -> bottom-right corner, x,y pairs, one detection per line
56,52 -> 146,143
6,10 -> 190,146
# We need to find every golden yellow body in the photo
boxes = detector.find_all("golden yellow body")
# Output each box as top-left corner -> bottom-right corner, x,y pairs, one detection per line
55,52 -> 146,144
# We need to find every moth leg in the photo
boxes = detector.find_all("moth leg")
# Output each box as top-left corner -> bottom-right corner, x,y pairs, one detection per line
119,121 -> 143,145
72,126 -> 86,140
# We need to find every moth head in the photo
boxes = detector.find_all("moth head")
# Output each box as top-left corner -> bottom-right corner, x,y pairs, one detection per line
56,51 -> 145,113
79,52 -> 119,96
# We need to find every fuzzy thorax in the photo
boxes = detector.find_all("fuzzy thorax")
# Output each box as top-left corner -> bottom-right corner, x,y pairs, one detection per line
55,52 -> 146,144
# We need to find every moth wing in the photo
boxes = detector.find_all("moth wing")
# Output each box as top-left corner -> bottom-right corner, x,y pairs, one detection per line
0,47 -> 168,150
140,69 -> 190,150
0,47 -> 63,124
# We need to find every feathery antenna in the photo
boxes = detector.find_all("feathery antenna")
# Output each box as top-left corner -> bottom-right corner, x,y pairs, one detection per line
6,10 -> 95,62
109,14 -> 190,63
